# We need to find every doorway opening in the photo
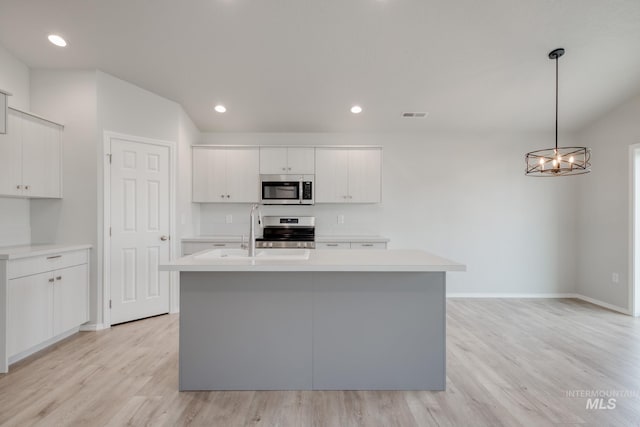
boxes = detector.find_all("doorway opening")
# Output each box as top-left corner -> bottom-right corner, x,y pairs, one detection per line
631,145 -> 640,316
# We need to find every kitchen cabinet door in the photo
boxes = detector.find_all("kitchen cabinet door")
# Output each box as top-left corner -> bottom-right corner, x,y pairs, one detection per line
315,148 -> 349,203
287,147 -> 315,174
0,110 -> 23,196
348,148 -> 382,203
21,115 -> 61,198
192,147 -> 227,202
259,147 -> 288,174
7,272 -> 54,357
226,147 -> 259,202
53,264 -> 89,336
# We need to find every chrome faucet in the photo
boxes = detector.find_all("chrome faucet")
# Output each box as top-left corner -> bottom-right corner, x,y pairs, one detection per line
248,203 -> 262,257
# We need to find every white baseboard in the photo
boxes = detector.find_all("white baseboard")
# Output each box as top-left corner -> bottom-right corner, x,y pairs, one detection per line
446,292 -> 632,315
9,326 -> 80,365
79,323 -> 107,331
573,294 -> 631,315
447,293 -> 576,298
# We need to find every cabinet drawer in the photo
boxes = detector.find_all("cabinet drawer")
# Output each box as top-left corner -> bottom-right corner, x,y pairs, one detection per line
182,242 -> 242,255
7,249 -> 89,279
316,242 -> 351,250
352,242 -> 387,250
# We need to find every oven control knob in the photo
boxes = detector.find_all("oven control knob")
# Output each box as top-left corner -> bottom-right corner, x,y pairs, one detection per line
269,242 -> 273,247
297,242 -> 302,247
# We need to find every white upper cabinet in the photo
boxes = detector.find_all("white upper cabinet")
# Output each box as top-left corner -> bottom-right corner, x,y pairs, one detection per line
260,146 -> 315,174
0,110 -> 23,196
192,146 -> 259,203
315,147 -> 382,203
0,109 -> 62,198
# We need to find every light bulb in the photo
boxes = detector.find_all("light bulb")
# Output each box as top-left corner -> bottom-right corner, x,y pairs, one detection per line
214,105 -> 226,113
569,156 -> 574,163
350,105 -> 362,114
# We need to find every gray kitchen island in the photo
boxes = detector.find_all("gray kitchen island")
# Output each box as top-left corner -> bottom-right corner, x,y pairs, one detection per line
160,249 -> 464,391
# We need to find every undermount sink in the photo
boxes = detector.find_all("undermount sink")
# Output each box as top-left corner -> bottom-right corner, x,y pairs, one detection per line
193,248 -> 311,261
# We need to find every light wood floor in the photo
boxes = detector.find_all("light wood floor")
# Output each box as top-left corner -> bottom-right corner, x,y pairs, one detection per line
1,299 -> 639,426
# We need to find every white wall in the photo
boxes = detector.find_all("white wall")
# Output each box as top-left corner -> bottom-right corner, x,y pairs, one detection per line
0,43 -> 30,246
576,93 -> 640,312
178,108 -> 200,238
198,131 -> 579,294
29,69 -> 99,318
96,71 -> 183,324
0,43 -> 29,110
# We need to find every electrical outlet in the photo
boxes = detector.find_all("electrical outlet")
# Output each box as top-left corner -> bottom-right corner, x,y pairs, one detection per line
612,273 -> 619,283
337,215 -> 345,225
226,214 -> 233,224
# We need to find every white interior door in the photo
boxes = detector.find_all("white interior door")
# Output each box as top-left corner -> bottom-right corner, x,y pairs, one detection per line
110,138 -> 170,325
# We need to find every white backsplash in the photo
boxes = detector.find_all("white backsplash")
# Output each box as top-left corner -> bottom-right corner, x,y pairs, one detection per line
198,203 -> 385,237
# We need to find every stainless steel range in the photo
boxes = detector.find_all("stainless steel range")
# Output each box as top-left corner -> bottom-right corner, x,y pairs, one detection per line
256,216 -> 315,249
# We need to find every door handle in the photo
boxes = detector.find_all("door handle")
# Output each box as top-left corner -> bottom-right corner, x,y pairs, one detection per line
160,235 -> 169,241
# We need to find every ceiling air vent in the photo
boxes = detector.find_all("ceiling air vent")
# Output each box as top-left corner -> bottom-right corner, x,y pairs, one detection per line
402,112 -> 428,118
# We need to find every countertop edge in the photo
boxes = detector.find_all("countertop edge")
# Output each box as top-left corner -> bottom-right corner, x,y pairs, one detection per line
182,235 -> 391,243
0,244 -> 93,260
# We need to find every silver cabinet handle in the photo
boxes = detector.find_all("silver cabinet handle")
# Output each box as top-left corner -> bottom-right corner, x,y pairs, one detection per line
48,278 -> 55,283
282,167 -> 286,171
25,185 -> 30,190
213,243 -> 226,247
56,276 -> 62,280
361,243 -> 374,247
288,167 -> 292,171
47,255 -> 62,260
326,243 -> 339,247
220,194 -> 225,198
160,235 -> 169,241
226,195 -> 230,198
16,185 -> 22,190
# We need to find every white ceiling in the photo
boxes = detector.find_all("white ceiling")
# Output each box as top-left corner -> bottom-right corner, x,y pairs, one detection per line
1,0 -> 639,133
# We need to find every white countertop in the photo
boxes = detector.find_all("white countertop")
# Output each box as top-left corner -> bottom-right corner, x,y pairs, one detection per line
182,235 -> 390,243
160,249 -> 465,272
0,244 -> 93,260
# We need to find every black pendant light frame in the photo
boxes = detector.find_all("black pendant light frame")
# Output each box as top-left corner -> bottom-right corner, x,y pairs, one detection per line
525,48 -> 591,176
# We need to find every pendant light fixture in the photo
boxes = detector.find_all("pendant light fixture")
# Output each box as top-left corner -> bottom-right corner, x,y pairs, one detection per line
525,48 -> 591,176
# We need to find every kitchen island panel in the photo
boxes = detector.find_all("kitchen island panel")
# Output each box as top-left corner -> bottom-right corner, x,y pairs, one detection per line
180,272 -> 313,390
312,272 -> 445,390
179,270 -> 446,391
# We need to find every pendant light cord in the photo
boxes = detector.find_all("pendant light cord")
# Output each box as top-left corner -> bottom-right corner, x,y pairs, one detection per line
555,55 -> 559,151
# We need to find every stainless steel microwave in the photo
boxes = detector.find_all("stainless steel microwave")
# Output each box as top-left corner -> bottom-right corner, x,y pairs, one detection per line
260,174 -> 314,205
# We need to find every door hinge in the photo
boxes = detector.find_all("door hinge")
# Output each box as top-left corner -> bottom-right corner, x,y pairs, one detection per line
109,299 -> 112,309
107,153 -> 112,164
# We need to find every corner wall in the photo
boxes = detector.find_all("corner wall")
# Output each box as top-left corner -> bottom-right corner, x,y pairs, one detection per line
576,93 -> 640,312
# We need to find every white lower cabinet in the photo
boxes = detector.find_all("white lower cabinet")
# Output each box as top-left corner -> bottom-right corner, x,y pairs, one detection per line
316,240 -> 388,250
1,247 -> 90,372
182,241 -> 243,256
7,271 -> 53,357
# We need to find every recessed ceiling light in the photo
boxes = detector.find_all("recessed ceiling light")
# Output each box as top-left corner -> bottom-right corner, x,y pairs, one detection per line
214,105 -> 226,113
47,34 -> 67,47
350,105 -> 362,114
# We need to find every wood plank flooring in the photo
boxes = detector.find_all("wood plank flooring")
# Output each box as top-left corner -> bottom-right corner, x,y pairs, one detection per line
1,299 -> 639,426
